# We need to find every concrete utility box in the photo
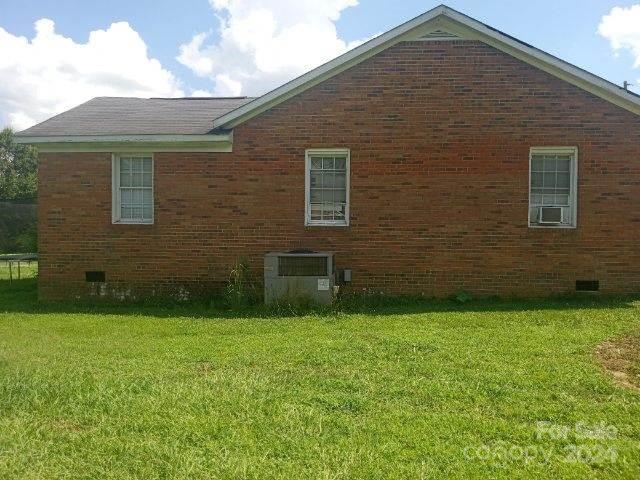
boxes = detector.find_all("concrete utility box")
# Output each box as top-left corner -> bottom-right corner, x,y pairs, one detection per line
264,251 -> 335,305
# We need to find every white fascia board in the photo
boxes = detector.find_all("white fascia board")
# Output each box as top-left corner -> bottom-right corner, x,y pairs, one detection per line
13,134 -> 232,153
14,134 -> 230,144
213,5 -> 640,129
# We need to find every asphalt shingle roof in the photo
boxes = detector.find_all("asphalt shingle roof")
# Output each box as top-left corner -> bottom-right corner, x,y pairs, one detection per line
16,97 -> 255,136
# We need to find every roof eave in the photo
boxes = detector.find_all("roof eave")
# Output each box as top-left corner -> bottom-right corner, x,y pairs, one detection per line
13,133 -> 233,153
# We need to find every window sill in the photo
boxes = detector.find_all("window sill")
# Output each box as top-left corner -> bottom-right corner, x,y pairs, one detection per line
528,224 -> 576,229
112,220 -> 154,225
305,221 -> 349,227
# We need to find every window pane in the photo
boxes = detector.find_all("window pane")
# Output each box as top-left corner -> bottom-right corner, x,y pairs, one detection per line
142,205 -> 152,219
531,172 -> 543,188
334,189 -> 346,203
542,194 -> 555,205
556,172 -> 570,189
120,158 -> 131,172
543,158 -> 556,171
132,207 -> 143,219
121,189 -> 132,204
334,173 -> 346,188
120,172 -> 131,187
321,190 -> 334,202
143,158 -> 152,172
310,204 -> 322,220
132,189 -> 143,204
557,158 -> 571,171
311,157 -> 322,169
121,206 -> 132,220
322,157 -> 334,170
531,157 -> 544,171
310,172 -> 322,188
321,203 -> 334,220
543,172 -> 556,187
143,189 -> 152,204
335,157 -> 346,170
143,173 -> 152,188
530,194 -> 542,204
323,172 -> 336,188
132,173 -> 143,187
529,206 -> 538,221
310,188 -> 322,202
133,159 -> 144,172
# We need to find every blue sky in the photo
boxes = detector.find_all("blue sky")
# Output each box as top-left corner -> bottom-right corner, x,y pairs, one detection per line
1,0 -> 639,129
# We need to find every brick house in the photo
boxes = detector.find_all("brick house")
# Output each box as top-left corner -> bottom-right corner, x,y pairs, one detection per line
16,5 -> 640,300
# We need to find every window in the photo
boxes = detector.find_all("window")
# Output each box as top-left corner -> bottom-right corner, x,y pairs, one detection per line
305,149 -> 350,226
112,154 -> 154,224
529,147 -> 577,228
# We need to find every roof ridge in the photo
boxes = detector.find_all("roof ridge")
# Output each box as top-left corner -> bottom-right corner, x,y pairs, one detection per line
90,96 -> 255,100
151,96 -> 255,100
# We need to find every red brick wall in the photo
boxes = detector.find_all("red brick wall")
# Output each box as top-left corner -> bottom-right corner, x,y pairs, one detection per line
38,41 -> 640,300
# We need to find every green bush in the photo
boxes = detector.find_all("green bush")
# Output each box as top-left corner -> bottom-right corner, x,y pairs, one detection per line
0,201 -> 37,254
15,227 -> 37,253
454,289 -> 473,303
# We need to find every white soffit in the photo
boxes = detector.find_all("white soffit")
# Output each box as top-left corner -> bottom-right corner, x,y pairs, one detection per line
14,134 -> 233,153
213,5 -> 640,129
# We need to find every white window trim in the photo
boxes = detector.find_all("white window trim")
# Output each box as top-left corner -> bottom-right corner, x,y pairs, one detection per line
111,153 -> 154,225
305,148 -> 350,227
528,146 -> 578,229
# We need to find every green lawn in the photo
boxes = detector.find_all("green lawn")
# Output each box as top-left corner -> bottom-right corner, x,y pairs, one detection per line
1,277 -> 639,479
0,261 -> 38,282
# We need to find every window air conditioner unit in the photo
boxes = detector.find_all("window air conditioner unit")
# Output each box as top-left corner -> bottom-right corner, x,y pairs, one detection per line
538,206 -> 563,224
264,251 -> 335,305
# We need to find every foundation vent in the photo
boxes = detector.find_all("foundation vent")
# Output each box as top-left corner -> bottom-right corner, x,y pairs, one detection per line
576,280 -> 599,292
86,271 -> 106,283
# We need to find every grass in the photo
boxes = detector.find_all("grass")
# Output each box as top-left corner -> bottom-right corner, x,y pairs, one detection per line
0,261 -> 38,282
0,276 -> 639,479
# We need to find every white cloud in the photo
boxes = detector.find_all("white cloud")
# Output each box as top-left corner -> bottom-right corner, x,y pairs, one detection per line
191,89 -> 215,97
598,4 -> 640,86
0,19 -> 184,130
177,0 -> 371,96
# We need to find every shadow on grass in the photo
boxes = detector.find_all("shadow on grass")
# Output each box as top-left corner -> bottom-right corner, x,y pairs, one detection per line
1,277 -> 638,319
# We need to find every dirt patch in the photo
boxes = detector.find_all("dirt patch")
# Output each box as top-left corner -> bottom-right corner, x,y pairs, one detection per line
197,361 -> 214,375
596,331 -> 640,392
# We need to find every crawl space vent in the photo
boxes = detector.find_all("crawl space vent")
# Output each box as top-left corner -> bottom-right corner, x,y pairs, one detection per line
576,280 -> 599,292
86,271 -> 106,283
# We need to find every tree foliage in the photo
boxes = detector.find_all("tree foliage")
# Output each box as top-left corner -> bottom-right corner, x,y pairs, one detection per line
0,127 -> 38,200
